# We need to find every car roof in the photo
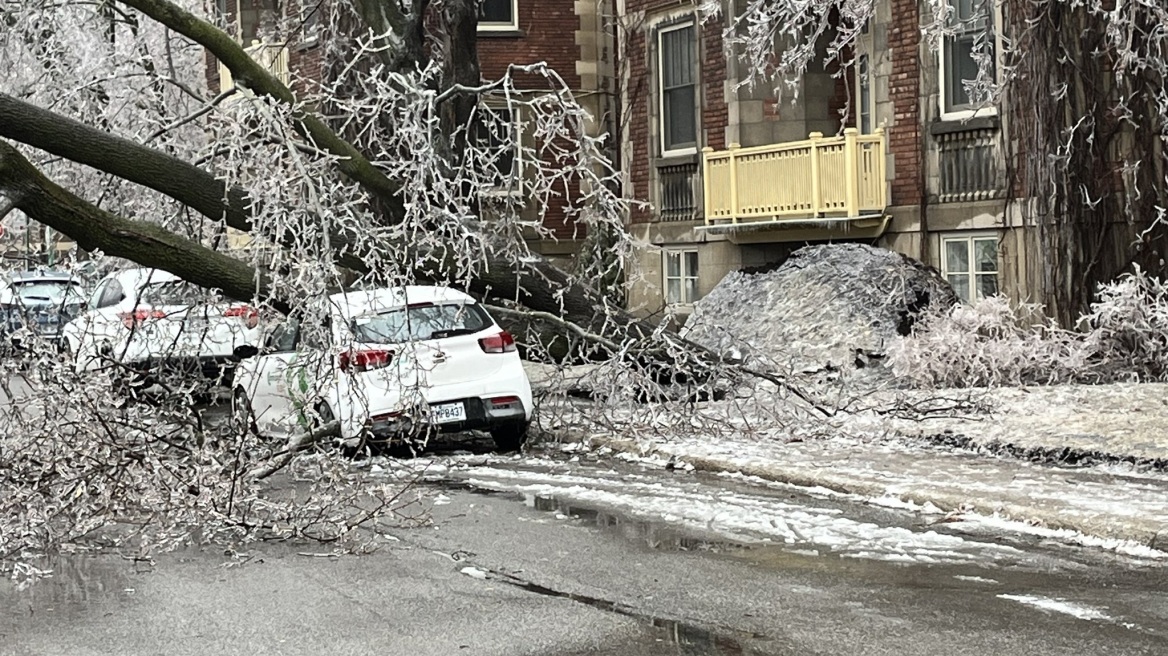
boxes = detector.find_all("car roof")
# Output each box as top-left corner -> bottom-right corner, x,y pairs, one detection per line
110,267 -> 181,290
328,286 -> 477,319
9,269 -> 80,283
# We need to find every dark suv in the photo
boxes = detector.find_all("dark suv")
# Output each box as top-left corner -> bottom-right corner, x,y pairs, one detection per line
0,270 -> 87,352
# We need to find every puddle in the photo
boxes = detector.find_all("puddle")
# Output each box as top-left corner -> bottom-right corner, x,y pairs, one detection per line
522,493 -> 750,555
0,554 -> 145,621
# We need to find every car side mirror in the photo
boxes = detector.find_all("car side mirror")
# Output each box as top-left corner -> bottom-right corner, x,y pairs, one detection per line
233,344 -> 260,360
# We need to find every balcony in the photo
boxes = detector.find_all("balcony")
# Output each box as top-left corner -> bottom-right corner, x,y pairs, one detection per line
701,128 -> 888,234
218,40 -> 290,93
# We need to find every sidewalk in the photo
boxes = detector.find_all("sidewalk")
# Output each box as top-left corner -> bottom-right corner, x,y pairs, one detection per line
562,383 -> 1168,556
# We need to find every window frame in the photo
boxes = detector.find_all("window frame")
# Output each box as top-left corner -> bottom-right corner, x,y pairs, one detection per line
938,0 -> 998,120
662,249 -> 700,306
656,20 -> 699,157
940,233 -> 999,303
477,0 -> 519,32
474,104 -> 524,196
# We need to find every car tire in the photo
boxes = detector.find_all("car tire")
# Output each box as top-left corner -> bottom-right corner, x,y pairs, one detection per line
490,421 -> 529,452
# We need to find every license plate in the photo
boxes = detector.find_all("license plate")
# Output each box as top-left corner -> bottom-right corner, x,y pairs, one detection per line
430,402 -> 466,424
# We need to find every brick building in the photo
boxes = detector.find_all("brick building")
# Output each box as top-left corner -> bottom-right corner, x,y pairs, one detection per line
620,0 -> 1026,320
204,0 -> 617,264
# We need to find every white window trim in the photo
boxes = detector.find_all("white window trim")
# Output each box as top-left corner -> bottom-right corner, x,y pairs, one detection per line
940,233 -> 999,302
477,0 -> 519,32
657,20 -> 699,158
477,105 -> 524,197
937,0 -> 1001,121
662,249 -> 699,306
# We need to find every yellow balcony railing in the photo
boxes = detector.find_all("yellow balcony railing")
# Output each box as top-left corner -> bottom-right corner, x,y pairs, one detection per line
218,40 -> 291,93
702,128 -> 887,225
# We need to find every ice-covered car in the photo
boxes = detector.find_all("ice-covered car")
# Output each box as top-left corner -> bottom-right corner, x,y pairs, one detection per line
230,285 -> 533,451
61,267 -> 261,383
0,270 -> 87,352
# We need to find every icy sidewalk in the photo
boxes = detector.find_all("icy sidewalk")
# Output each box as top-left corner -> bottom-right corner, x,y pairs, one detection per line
584,432 -> 1168,556
874,383 -> 1168,465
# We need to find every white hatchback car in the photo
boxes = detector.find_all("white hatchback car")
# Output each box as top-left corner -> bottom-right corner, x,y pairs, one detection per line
230,285 -> 534,451
61,268 -> 262,384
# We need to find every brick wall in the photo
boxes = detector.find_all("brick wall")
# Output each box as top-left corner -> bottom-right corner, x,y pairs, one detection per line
887,0 -> 921,206
478,0 -> 587,239
701,19 -> 728,152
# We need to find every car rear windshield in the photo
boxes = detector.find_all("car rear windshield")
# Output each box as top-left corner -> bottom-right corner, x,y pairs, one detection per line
140,281 -> 211,306
351,303 -> 492,343
11,281 -> 84,304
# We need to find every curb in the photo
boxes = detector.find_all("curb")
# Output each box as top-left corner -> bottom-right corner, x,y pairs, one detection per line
586,436 -> 1168,553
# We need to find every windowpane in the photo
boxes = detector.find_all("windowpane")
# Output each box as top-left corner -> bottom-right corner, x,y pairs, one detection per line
944,240 -> 969,274
666,279 -> 682,304
479,0 -> 513,23
947,274 -> 971,303
666,252 -> 681,278
684,251 -> 698,278
660,24 -> 696,151
973,238 -> 997,272
684,278 -> 699,304
664,86 -> 696,150
976,273 -> 999,299
661,27 -> 694,87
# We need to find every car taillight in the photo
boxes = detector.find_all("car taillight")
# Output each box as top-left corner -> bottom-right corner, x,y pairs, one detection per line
224,305 -> 260,329
478,330 -> 517,354
339,349 -> 393,373
118,309 -> 165,330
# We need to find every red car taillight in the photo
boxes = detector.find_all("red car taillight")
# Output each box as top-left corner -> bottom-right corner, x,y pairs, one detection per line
339,349 -> 393,373
478,330 -> 517,354
223,305 -> 260,329
118,309 -> 165,330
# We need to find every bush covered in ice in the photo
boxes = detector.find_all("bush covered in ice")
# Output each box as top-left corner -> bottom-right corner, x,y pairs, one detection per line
889,268 -> 1168,387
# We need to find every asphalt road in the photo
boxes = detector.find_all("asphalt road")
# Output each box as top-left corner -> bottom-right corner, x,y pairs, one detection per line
2,453 -> 1167,655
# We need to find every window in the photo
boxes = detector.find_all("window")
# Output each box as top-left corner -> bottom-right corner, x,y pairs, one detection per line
478,0 -> 518,32
663,250 -> 699,305
942,235 -> 998,303
299,0 -> 320,43
658,22 -> 697,154
941,0 -> 996,116
474,106 -> 521,193
266,320 -> 300,353
352,304 -> 492,344
95,279 -> 124,309
856,54 -> 872,134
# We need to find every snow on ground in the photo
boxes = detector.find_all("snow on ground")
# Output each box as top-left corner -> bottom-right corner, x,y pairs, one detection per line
453,464 -> 1034,567
582,431 -> 1168,558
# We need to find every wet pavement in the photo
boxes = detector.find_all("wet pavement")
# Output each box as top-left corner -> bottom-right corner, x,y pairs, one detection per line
3,447 -> 1168,655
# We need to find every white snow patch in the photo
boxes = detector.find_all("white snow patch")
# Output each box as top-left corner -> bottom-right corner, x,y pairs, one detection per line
460,566 -> 489,580
997,594 -> 1112,621
953,575 -> 998,584
952,514 -> 1168,560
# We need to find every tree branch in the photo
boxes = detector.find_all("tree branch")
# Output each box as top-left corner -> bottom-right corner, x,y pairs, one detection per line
0,140 -> 282,311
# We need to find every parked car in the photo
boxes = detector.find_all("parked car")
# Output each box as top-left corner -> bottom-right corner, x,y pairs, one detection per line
61,267 -> 261,384
231,285 -> 533,451
0,269 -> 87,353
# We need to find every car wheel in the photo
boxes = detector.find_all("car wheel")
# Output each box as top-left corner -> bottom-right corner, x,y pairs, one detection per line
231,387 -> 261,438
490,421 -> 529,452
